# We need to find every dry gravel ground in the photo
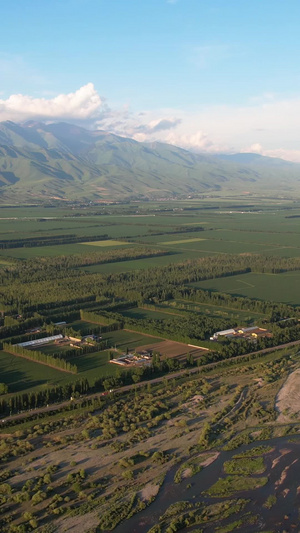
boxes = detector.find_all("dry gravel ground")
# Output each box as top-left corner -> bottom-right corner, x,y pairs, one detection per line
55,512 -> 100,533
138,483 -> 160,501
276,368 -> 300,422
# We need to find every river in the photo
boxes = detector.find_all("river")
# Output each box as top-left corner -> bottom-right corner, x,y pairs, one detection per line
113,435 -> 300,532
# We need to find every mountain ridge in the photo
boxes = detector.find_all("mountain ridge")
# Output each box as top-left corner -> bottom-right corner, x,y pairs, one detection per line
0,121 -> 299,203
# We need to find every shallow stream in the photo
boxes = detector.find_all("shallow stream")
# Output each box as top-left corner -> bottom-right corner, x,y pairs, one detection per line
114,435 -> 300,532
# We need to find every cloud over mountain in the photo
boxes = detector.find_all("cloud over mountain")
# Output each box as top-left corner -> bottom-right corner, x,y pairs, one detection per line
1,83 -> 300,162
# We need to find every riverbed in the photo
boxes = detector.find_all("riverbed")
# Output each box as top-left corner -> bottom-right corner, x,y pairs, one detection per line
114,435 -> 300,532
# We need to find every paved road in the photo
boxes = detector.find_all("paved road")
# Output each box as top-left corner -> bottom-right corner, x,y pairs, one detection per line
1,338 -> 300,427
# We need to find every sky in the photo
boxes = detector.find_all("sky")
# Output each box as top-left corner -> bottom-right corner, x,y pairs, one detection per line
1,0 -> 300,161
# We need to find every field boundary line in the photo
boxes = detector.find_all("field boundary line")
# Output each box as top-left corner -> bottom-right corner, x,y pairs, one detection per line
176,298 -> 266,316
237,279 -> 255,288
188,343 -> 209,351
138,306 -> 185,318
123,328 -> 209,350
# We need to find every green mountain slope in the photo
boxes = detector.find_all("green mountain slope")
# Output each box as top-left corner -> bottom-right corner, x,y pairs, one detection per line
0,121 -> 299,203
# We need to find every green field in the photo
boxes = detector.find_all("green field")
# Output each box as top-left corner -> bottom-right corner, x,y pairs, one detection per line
0,330 -> 163,394
119,306 -> 185,321
0,347 -> 118,394
100,329 -> 163,351
32,343 -> 73,356
160,237 -> 206,245
0,242 -> 141,259
82,250 -> 211,274
81,239 -> 132,247
0,350 -> 75,393
164,299 -> 265,323
67,350 -> 120,380
1,200 -> 300,397
189,271 -> 300,305
1,203 -> 300,263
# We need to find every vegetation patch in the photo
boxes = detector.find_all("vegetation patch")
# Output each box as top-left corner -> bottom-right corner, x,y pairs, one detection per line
263,494 -> 277,509
223,457 -> 266,475
205,475 -> 268,497
232,445 -> 273,458
174,460 -> 202,483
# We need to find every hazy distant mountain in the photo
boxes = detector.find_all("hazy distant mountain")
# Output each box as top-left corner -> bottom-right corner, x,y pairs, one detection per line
216,152 -> 295,167
0,121 -> 299,203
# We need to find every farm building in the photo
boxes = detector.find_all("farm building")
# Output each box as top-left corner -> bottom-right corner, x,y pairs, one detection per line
210,329 -> 235,340
110,351 -> 152,367
14,334 -> 64,348
210,326 -> 271,341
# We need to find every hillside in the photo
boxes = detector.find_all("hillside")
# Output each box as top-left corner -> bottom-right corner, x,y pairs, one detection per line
0,121 -> 299,203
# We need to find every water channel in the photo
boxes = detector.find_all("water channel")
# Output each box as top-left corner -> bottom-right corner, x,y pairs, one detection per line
114,435 -> 300,532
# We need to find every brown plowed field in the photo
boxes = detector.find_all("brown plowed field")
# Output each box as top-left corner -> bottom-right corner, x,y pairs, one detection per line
135,340 -> 208,362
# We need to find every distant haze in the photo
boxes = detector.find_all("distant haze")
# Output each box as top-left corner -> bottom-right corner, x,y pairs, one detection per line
0,121 -> 299,203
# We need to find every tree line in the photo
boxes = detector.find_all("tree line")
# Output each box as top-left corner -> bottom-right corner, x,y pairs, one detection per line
2,253 -> 300,315
0,233 -> 110,249
3,343 -> 78,373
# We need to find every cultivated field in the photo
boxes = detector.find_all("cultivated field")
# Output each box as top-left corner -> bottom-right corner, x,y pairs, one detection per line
0,330 -> 164,394
81,239 -> 132,247
1,198 -> 300,396
167,299 -> 265,323
190,270 -> 300,304
120,306 -> 185,321
134,339 -> 208,362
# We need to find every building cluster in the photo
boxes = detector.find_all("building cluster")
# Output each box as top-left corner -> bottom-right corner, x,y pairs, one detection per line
67,334 -> 102,348
210,326 -> 272,342
110,350 -> 152,367
15,334 -> 102,349
15,334 -> 64,348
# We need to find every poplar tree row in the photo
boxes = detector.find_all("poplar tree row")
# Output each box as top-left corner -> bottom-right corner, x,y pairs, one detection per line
3,343 -> 78,373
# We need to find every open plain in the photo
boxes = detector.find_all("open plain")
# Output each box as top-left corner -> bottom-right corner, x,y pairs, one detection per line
1,198 -> 300,532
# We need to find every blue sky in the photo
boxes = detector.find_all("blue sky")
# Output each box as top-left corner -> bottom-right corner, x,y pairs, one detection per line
1,0 -> 300,160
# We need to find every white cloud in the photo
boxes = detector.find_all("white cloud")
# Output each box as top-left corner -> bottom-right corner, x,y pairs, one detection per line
247,143 -> 264,155
0,83 -> 101,122
242,143 -> 300,163
164,130 -> 217,152
1,83 -> 300,162
133,118 -> 182,134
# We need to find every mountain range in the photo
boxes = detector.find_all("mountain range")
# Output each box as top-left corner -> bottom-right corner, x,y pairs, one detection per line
0,120 -> 299,203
